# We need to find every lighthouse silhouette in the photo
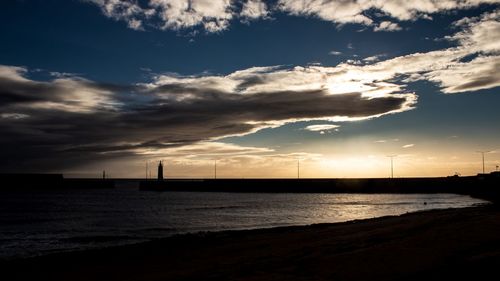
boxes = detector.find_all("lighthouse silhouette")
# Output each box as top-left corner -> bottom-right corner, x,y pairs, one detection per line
157,161 -> 163,180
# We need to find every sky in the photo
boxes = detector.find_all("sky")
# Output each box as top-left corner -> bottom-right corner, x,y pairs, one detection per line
0,0 -> 499,178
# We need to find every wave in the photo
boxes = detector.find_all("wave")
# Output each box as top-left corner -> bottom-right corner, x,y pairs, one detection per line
61,235 -> 141,244
183,205 -> 243,211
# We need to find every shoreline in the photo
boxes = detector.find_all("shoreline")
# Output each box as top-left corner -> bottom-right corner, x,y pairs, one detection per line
3,204 -> 500,280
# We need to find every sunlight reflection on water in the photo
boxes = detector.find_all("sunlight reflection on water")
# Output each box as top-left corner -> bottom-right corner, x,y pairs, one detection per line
0,190 -> 487,259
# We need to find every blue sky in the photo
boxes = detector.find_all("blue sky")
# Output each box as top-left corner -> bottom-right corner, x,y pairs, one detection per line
1,0 -> 499,177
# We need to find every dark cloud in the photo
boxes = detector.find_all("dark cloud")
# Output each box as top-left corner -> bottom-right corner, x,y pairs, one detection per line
0,65 -> 415,172
0,77 -> 51,105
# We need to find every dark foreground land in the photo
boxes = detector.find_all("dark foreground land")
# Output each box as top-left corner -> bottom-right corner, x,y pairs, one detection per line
3,205 -> 500,281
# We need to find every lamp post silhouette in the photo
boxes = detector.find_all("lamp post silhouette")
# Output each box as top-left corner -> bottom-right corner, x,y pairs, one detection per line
297,158 -> 300,179
476,151 -> 491,174
214,160 -> 217,179
387,155 -> 397,178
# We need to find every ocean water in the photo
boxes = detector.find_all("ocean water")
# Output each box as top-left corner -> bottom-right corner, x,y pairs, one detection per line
0,189 -> 486,259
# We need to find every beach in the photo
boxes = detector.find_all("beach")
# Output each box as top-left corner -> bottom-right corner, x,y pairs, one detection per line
2,204 -> 500,281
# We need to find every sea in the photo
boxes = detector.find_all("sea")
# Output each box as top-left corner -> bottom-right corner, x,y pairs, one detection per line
0,188 -> 487,260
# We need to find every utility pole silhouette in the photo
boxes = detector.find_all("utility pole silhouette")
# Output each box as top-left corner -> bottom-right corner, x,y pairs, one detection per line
476,151 -> 491,174
102,170 -> 106,180
387,155 -> 397,178
214,160 -> 217,179
145,161 -> 149,179
297,159 -> 300,179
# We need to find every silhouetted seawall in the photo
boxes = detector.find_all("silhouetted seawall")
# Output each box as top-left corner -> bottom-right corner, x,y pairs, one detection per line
139,173 -> 500,202
0,174 -> 65,189
62,179 -> 115,189
0,174 -> 114,190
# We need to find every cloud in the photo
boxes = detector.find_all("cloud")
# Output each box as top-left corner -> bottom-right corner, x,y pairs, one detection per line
429,9 -> 500,93
136,141 -> 273,158
304,124 -> 340,133
149,0 -> 234,32
86,0 -> 153,30
402,144 -> 415,148
329,50 -> 343,56
0,65 -> 119,113
88,0 -> 267,33
0,64 -> 415,172
330,9 -> 500,94
373,21 -> 402,32
362,54 -> 386,63
240,0 -> 269,20
49,71 -> 80,78
277,0 -> 372,25
2,9 -> 499,172
85,0 -> 500,33
375,138 -> 403,143
127,18 -> 143,30
0,65 -> 29,82
157,150 -> 321,178
277,0 -> 498,27
0,113 -> 29,120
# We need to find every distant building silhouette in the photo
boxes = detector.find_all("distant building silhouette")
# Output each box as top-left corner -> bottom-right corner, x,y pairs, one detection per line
158,161 -> 163,180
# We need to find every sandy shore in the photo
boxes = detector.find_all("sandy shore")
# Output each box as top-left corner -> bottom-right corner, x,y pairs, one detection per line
2,205 -> 500,281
